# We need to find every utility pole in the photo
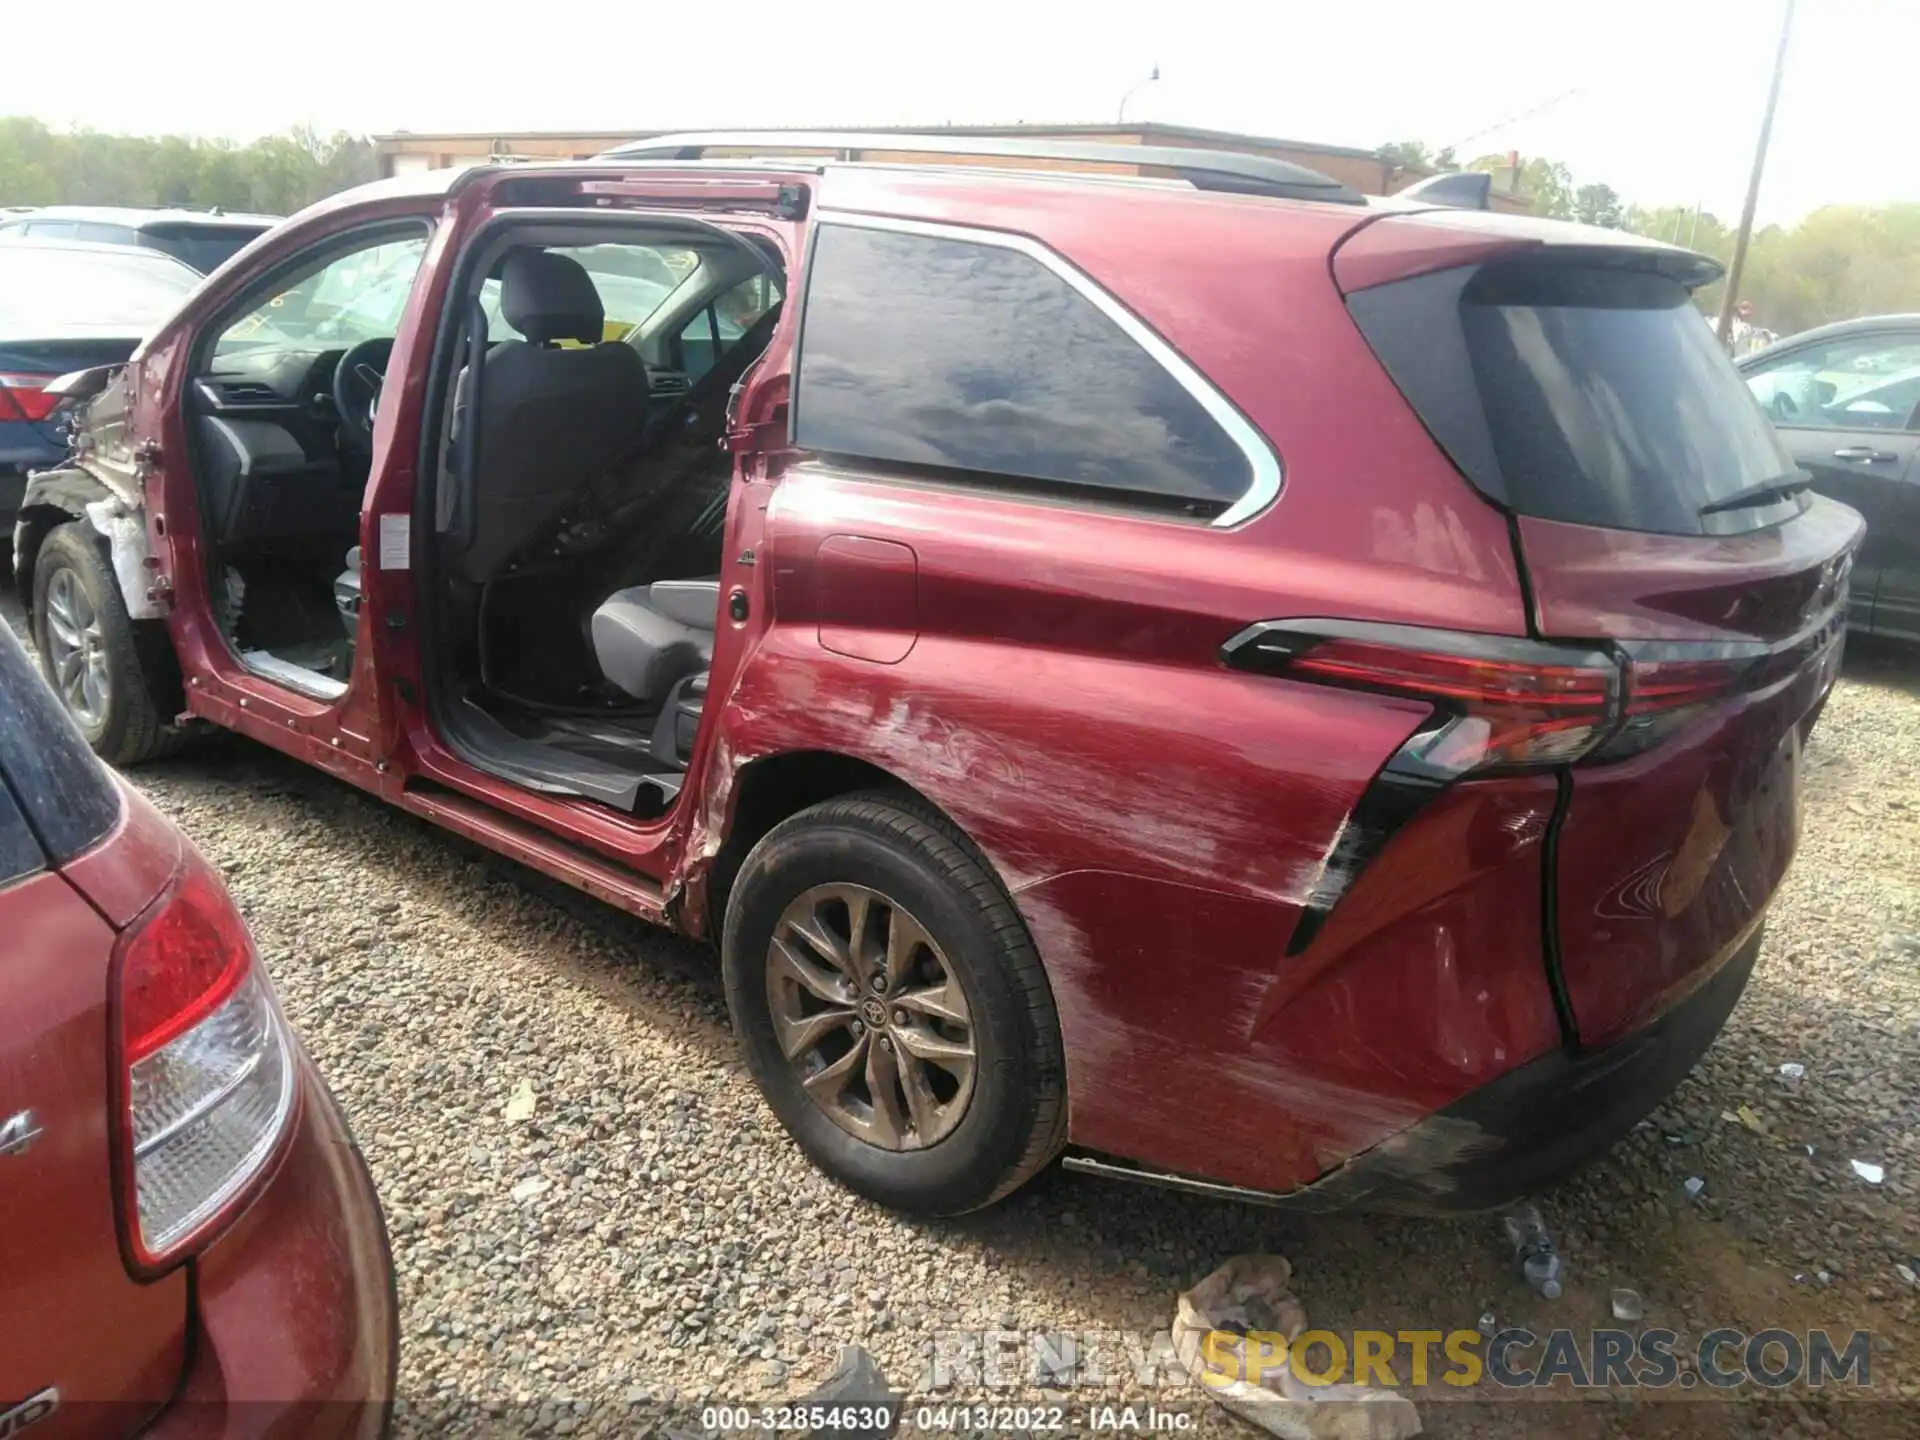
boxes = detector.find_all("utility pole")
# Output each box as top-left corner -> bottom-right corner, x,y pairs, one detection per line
1718,0 -> 1796,346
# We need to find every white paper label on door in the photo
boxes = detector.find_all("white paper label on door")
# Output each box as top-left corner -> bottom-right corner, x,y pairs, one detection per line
378,512 -> 411,570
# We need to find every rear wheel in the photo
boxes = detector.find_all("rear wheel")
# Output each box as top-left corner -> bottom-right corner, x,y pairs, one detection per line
31,522 -> 184,765
722,792 -> 1066,1214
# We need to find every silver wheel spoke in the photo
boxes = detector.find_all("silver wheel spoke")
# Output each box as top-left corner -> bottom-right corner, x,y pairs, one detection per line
773,1005 -> 855,1061
769,935 -> 853,1007
788,911 -> 853,976
864,1039 -> 907,1148
898,1053 -> 943,1140
894,1024 -> 975,1072
882,907 -> 933,989
842,887 -> 875,979
800,1034 -> 868,1103
892,976 -> 968,1025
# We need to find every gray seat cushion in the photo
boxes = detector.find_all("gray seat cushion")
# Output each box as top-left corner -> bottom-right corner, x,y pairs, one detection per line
590,580 -> 719,703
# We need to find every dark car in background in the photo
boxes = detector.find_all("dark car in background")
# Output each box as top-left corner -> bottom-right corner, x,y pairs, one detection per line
0,205 -> 280,275
1739,315 -> 1920,642
1,239 -> 202,522
0,618 -> 395,1435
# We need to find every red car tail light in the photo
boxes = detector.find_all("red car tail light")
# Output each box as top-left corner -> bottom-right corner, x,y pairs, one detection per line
0,373 -> 59,422
111,852 -> 297,1272
1223,617 -> 1843,955
1223,620 -> 1622,779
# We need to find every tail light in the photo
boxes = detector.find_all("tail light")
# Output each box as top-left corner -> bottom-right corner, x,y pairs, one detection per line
0,373 -> 59,422
1222,617 -> 1836,953
111,851 -> 297,1273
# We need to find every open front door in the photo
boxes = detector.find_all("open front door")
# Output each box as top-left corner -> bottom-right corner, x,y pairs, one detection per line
357,165 -> 811,891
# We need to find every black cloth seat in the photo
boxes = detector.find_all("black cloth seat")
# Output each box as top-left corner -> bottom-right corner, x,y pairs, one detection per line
446,249 -> 651,584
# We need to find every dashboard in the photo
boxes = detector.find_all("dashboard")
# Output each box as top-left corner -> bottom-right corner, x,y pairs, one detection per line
191,346 -> 363,547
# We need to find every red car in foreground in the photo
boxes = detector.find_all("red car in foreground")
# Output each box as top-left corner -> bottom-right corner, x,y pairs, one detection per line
12,131 -> 1858,1216
0,623 -> 394,1437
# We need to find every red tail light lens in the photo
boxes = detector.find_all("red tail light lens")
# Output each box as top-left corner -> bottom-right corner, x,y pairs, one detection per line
112,852 -> 297,1272
1226,621 -> 1621,777
0,373 -> 59,422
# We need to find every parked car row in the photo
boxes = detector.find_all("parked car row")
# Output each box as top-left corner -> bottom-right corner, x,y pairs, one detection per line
0,139 -> 1904,1424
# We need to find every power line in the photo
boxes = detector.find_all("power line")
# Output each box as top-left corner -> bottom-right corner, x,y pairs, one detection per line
1444,86 -> 1586,155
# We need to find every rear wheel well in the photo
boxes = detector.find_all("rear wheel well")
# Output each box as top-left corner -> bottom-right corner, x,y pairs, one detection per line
13,502 -> 80,605
705,751 -> 933,939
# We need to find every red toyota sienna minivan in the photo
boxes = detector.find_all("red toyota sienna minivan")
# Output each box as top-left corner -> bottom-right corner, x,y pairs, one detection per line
13,134 -> 1862,1217
0,622 -> 394,1437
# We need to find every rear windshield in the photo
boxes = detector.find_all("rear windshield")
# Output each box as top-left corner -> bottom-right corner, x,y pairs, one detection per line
1350,263 -> 1799,535
141,225 -> 268,274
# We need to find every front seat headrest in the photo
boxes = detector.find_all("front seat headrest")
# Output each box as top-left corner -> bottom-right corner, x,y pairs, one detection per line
500,250 -> 604,345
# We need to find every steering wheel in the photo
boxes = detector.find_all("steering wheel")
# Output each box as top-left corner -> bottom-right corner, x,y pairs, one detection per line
332,337 -> 395,452
1770,391 -> 1798,420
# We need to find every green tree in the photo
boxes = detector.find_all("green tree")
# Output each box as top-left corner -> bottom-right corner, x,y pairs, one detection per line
0,119 -> 377,215
1379,140 -> 1458,176
1574,182 -> 1624,229
1470,152 -> 1575,219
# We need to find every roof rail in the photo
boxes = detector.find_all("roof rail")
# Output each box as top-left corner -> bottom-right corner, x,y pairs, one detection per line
596,130 -> 1368,206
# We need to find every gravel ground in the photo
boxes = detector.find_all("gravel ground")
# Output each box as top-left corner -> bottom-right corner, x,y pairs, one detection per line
77,633 -> 1920,1437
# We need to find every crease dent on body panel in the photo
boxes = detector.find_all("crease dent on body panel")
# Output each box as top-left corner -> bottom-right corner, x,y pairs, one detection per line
669,731 -> 746,936
84,495 -> 165,620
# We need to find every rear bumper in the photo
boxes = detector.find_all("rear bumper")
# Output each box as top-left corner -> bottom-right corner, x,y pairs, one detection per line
143,1049 -> 397,1439
1289,925 -> 1763,1214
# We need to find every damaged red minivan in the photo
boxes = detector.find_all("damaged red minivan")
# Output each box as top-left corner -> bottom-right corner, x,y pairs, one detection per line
12,132 -> 1859,1215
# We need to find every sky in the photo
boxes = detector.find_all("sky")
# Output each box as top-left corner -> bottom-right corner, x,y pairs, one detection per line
16,0 -> 1910,225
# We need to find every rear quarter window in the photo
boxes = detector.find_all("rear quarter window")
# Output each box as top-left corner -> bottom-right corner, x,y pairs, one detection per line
1349,262 -> 1799,536
794,221 -> 1257,517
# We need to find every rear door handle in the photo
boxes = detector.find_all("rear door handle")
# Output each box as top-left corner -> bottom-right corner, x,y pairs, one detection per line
1832,446 -> 1899,463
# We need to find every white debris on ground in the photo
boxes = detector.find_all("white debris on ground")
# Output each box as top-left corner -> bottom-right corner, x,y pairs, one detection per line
1173,1255 -> 1421,1440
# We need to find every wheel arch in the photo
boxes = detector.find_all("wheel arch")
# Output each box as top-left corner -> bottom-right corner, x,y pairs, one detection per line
700,749 -> 936,942
13,467 -> 119,608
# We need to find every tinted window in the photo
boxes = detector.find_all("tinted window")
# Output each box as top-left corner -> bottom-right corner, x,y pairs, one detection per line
795,224 -> 1251,512
1352,264 -> 1798,535
1743,332 -> 1920,432
72,222 -> 138,246
0,624 -> 121,867
141,225 -> 270,274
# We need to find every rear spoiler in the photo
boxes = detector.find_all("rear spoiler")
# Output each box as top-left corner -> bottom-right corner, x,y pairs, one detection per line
1392,172 -> 1493,210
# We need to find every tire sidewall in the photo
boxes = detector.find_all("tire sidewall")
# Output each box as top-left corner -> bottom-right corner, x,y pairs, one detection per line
32,527 -> 129,755
723,811 -> 1038,1213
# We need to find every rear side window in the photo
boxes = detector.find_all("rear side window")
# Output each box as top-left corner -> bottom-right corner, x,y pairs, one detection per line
1350,263 -> 1798,535
795,222 -> 1255,516
0,624 -> 121,869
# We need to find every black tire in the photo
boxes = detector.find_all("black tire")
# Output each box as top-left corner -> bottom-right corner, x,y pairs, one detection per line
722,792 -> 1067,1214
30,521 -> 185,765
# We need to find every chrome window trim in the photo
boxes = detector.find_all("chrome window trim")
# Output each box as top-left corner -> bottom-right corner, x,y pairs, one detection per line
809,209 -> 1282,528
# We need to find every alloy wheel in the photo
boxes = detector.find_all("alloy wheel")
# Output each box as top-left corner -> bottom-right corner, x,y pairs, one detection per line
765,882 -> 977,1150
43,565 -> 110,730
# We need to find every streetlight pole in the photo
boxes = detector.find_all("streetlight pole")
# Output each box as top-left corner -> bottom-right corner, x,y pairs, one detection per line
1717,0 -> 1796,346
1117,65 -> 1160,124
